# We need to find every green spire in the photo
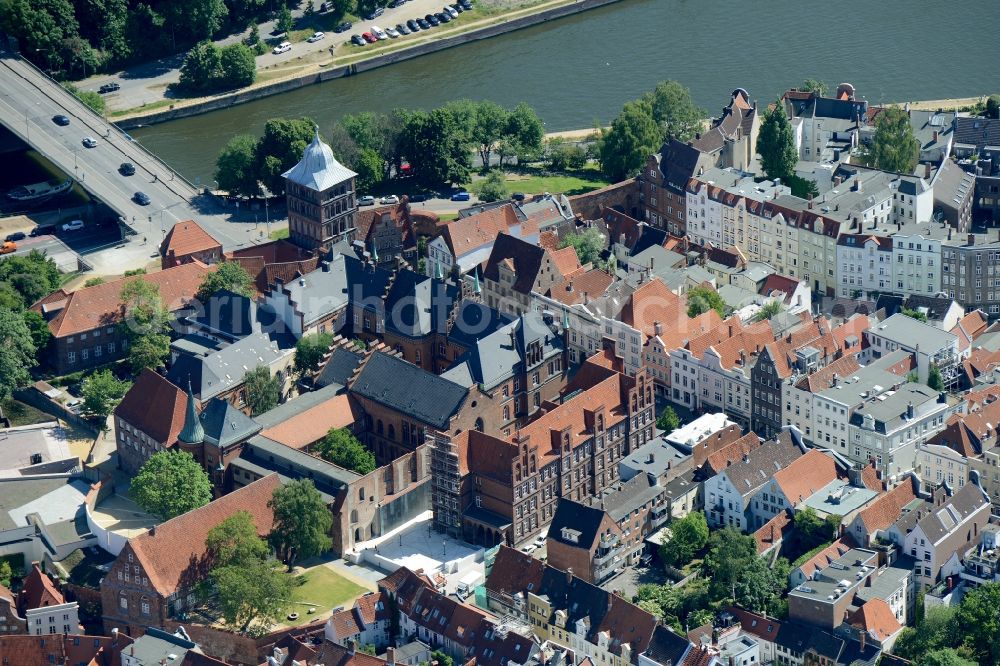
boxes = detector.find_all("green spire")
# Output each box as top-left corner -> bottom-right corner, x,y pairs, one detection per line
562,310 -> 570,331
178,380 -> 204,444
435,261 -> 443,280
371,243 -> 379,263
472,270 -> 481,294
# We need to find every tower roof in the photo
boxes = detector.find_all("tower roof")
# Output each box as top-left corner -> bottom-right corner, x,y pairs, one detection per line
178,380 -> 205,444
282,128 -> 358,192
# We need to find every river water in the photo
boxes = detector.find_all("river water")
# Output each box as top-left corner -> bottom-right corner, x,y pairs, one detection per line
133,0 -> 1000,184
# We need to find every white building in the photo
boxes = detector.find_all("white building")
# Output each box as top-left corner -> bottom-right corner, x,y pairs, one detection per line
864,313 -> 962,386
836,233 -> 893,298
892,228 -> 945,297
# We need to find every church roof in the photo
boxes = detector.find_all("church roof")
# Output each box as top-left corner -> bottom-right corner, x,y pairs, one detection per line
282,129 -> 358,192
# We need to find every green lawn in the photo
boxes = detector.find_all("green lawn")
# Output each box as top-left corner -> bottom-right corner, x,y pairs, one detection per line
437,212 -> 460,222
282,566 -> 366,626
269,228 -> 289,240
468,169 -> 610,198
1,398 -> 54,427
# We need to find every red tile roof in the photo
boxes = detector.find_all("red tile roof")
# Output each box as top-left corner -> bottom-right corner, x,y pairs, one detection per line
770,449 -> 839,506
793,539 -> 852,580
704,433 -> 764,475
318,641 -> 388,666
547,268 -> 614,306
114,370 -> 189,446
549,246 -> 583,278
0,635 -> 127,666
754,510 -> 793,554
797,355 -> 863,393
855,480 -> 919,535
260,394 -> 362,449
127,474 -> 280,596
847,598 -> 902,641
37,262 -> 212,338
441,205 -> 523,258
160,220 -> 221,262
21,563 -> 64,610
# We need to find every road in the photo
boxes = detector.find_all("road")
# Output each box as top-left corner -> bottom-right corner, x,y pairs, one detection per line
0,52 -> 279,274
80,0 -> 475,114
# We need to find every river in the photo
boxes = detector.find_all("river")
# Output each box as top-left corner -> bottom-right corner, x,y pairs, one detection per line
133,0 -> 1000,185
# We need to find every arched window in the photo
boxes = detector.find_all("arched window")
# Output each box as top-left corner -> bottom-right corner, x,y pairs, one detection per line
474,418 -> 484,432
387,424 -> 395,440
355,528 -> 362,541
350,509 -> 359,523
377,420 -> 384,435
359,487 -> 365,501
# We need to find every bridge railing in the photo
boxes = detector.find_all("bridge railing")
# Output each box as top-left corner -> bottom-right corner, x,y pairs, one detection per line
9,52 -> 203,201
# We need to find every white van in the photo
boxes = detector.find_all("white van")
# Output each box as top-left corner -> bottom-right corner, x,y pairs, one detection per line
62,219 -> 84,232
371,25 -> 388,40
272,41 -> 292,54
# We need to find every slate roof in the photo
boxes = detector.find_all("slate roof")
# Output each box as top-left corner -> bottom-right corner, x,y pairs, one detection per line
274,253 -> 391,329
483,233 -> 548,294
198,397 -> 261,449
547,499 -> 606,550
953,116 -> 1000,149
643,625 -> 692,666
445,300 -> 512,349
350,352 -> 468,429
167,331 -> 292,401
914,482 -> 989,544
238,436 -> 358,499
114,369 -> 188,445
719,433 -> 803,498
315,346 -> 365,389
383,271 -> 461,339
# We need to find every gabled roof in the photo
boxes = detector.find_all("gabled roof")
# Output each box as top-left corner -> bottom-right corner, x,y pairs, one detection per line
547,268 -> 615,306
703,432 -> 764,476
643,625 -> 692,666
317,641 -> 389,666
159,220 -> 221,260
114,369 -> 189,445
717,433 -> 803,498
913,482 -> 989,544
847,599 -> 902,642
953,116 -> 1000,148
793,538 -> 853,581
550,245 -> 582,277
349,352 -> 468,429
21,563 -> 64,610
315,346 -> 365,389
547,499 -> 607,550
754,509 -> 794,554
260,393 -> 361,449
770,449 -> 839,506
440,204 -> 523,258
126,474 -> 280,597
483,233 -> 548,294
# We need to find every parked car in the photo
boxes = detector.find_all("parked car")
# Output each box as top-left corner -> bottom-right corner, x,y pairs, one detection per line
451,3 -> 464,12
0,241 -> 16,255
306,31 -> 325,42
272,41 -> 292,54
319,1 -> 328,10
436,12 -> 451,23
416,17 -> 430,28
511,191 -> 525,201
62,219 -> 85,232
407,19 -> 421,31
380,194 -> 400,204
363,6 -> 384,19
385,27 -> 399,37
395,22 -> 410,34
533,534 -> 546,547
358,195 -> 376,206
133,191 -> 151,206
52,115 -> 70,126
425,13 -> 439,25
444,5 -> 458,17
450,191 -> 471,201
459,0 -> 472,8
351,34 -> 367,45
334,21 -> 353,32
5,232 -> 26,242
371,25 -> 388,39
362,32 -> 377,42
118,162 -> 136,176
81,137 -> 98,148
387,0 -> 404,7
98,82 -> 120,93
409,191 -> 433,202
29,226 -> 54,237
520,544 -> 536,554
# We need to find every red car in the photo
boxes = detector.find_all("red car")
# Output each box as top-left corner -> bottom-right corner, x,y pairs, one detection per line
362,32 -> 377,42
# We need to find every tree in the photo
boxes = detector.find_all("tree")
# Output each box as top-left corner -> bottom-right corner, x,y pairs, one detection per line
559,228 -> 604,265
0,0 -> 81,75
0,308 -> 36,401
753,300 -> 783,321
277,6 -> 294,33
401,108 -> 472,186
792,507 -> 839,554
656,406 -> 680,432
702,527 -> 758,598
471,101 -> 509,168
901,306 -> 928,322
219,43 -> 256,89
329,0 -> 354,18
0,250 -> 61,308
131,450 -> 212,520
294,332 -> 334,376
732,555 -> 790,616
0,561 -> 11,588
216,134 -> 261,198
919,649 -> 976,666
686,286 -> 726,318
81,369 -> 131,420
955,582 -> 1000,665
304,0 -> 316,21
987,95 -> 1000,120
64,84 -> 105,114
269,479 -> 333,567
642,80 -> 705,143
892,606 -> 958,662
477,170 -> 508,203
599,99 -> 660,181
22,310 -> 51,353
498,103 -> 544,169
660,511 -> 708,568
316,428 -> 376,474
178,40 -> 222,93
118,278 -> 172,373
256,117 -> 317,195
125,3 -> 170,62
800,79 -> 828,96
872,106 -> 920,174
84,277 -> 106,287
927,365 -> 944,392
702,527 -> 788,616
197,261 -> 255,301
163,0 -> 228,43
128,335 -> 172,374
207,510 -> 269,567
244,366 -> 280,416
430,651 -> 453,666
756,103 -> 798,182
353,148 -> 385,193
547,138 -> 586,171
209,557 -> 291,632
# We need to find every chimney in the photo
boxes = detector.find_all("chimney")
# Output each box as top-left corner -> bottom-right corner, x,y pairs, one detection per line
808,195 -> 814,209
906,401 -> 915,419
852,179 -> 862,193
834,176 -> 843,187
387,648 -> 396,666
859,627 -> 866,651
933,130 -> 939,142
347,640 -> 357,655
654,321 -> 663,336
566,567 -> 573,584
969,234 -> 976,247
948,227 -> 952,240
924,163 -> 931,180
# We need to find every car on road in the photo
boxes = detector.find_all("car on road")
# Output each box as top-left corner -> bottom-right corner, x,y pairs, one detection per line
82,137 -> 98,148
380,194 -> 400,204
387,0 -> 404,7
62,219 -> 85,232
334,21 -> 353,32
119,162 -> 136,176
29,226 -> 54,237
444,5 -> 458,17
351,34 -> 367,45
363,6 -> 384,19
416,17 -> 430,28
407,19 -> 421,31
98,82 -> 120,93
272,41 -> 292,54
450,191 -> 471,201
133,191 -> 151,206
385,27 -> 399,37
520,544 -> 536,554
395,23 -> 410,34
408,192 -> 432,202
425,13 -> 439,25
52,115 -> 70,126
5,232 -> 26,242
436,12 -> 451,23
0,241 -> 16,255
362,32 -> 377,42
358,195 -> 376,206
306,31 -> 326,42
371,25 -> 388,39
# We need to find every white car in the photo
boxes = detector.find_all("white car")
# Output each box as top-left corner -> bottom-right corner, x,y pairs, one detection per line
81,137 -> 98,148
272,41 -> 292,54
444,5 -> 458,17
371,25 -> 388,40
306,31 -> 325,42
380,194 -> 400,204
62,219 -> 85,232
520,544 -> 536,554
385,27 -> 399,38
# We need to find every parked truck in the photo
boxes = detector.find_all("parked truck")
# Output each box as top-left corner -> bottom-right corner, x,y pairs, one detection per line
455,570 -> 483,599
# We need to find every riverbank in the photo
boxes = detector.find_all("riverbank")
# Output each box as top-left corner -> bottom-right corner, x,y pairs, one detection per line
111,0 -> 624,129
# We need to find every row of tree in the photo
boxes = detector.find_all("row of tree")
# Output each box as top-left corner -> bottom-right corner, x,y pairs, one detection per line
0,251 -> 60,402
215,101 -> 545,197
178,40 -> 256,94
